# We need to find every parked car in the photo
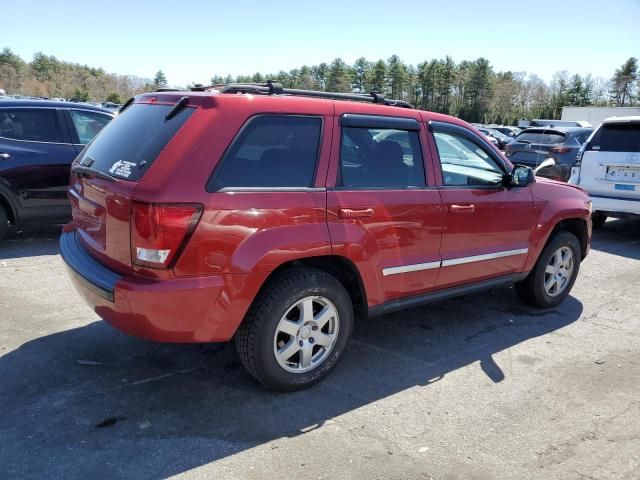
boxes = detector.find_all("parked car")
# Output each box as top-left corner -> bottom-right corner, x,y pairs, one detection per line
491,126 -> 521,138
0,99 -> 114,239
477,127 -> 512,150
60,85 -> 592,391
504,127 -> 593,181
569,116 -> 640,228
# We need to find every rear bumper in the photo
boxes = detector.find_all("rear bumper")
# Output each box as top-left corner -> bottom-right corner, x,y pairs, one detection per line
60,230 -> 235,342
591,194 -> 640,216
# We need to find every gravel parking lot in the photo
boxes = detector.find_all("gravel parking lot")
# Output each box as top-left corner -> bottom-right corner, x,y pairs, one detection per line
1,220 -> 639,480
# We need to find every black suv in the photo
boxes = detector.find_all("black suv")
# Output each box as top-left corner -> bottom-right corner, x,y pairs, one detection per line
0,100 -> 113,239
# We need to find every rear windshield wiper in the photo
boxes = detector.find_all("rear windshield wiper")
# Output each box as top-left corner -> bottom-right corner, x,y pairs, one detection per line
71,164 -> 117,182
165,96 -> 189,120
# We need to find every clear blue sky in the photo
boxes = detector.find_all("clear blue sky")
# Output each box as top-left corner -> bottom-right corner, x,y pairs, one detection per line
3,0 -> 639,86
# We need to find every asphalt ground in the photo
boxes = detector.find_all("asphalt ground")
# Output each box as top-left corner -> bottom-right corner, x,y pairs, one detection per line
1,219 -> 639,479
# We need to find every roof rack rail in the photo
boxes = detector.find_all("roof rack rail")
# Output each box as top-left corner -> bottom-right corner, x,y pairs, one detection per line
218,81 -> 414,109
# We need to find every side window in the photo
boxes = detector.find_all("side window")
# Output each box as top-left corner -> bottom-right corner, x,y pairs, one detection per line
210,115 -> 322,190
70,110 -> 112,144
0,108 -> 64,143
433,131 -> 504,186
339,127 -> 425,188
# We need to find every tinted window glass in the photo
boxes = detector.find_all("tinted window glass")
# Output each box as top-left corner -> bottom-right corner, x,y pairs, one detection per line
434,131 -> 504,186
70,110 -> 112,144
76,103 -> 193,181
515,131 -> 566,144
0,108 -> 64,143
340,127 -> 425,188
589,124 -> 640,152
210,115 -> 322,189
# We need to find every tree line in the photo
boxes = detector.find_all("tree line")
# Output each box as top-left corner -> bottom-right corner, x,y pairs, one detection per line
0,47 -> 153,104
212,56 -> 639,124
1,46 -> 638,124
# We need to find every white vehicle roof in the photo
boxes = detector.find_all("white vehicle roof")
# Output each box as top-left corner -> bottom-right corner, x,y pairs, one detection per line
602,115 -> 640,124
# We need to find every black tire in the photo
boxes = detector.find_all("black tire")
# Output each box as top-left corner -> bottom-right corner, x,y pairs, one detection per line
0,206 -> 8,241
591,212 -> 607,230
515,231 -> 581,308
235,267 -> 353,391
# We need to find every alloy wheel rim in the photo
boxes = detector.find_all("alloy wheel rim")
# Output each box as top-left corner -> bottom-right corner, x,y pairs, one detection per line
544,246 -> 574,297
273,296 -> 340,374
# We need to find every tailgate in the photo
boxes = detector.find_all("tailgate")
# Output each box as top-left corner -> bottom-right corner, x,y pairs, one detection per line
69,176 -> 137,273
580,151 -> 640,198
67,100 -> 196,273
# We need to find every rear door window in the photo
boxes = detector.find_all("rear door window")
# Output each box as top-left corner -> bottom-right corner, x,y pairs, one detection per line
75,103 -> 193,181
514,131 -> 566,144
588,124 -> 640,152
209,115 -> 322,190
0,108 -> 64,143
339,127 -> 425,188
69,110 -> 112,144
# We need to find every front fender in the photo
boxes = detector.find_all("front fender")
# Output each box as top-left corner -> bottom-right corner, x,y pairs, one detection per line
524,181 -> 591,271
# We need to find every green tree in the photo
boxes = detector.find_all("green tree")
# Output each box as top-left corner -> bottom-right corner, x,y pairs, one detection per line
106,92 -> 122,103
352,57 -> 371,93
386,55 -> 408,100
326,58 -> 352,92
311,63 -> 329,90
609,57 -> 638,106
368,59 -> 387,94
73,88 -> 89,102
153,70 -> 168,89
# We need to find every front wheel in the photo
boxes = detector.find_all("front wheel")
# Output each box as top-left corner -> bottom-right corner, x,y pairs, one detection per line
515,231 -> 581,308
235,267 -> 353,391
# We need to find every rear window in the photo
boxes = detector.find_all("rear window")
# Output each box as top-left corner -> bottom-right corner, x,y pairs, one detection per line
208,115 -> 322,190
588,123 -> 640,152
76,103 -> 193,181
514,131 -> 566,145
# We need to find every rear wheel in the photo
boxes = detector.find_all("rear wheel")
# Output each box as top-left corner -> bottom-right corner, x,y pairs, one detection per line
0,206 -> 8,241
235,267 -> 353,391
591,212 -> 607,229
515,231 -> 581,308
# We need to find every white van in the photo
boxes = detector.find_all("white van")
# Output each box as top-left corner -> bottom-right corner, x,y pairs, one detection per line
569,116 -> 640,227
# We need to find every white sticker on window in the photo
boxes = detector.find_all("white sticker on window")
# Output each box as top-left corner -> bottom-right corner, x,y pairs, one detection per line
108,160 -> 137,178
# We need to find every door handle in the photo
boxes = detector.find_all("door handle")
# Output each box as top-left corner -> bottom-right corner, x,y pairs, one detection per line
0,153 -> 10,159
451,204 -> 475,213
338,208 -> 374,219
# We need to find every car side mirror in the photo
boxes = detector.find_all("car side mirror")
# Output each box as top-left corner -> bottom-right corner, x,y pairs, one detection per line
509,165 -> 535,187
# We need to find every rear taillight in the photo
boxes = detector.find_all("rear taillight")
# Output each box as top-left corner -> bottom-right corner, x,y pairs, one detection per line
549,146 -> 571,154
131,202 -> 202,269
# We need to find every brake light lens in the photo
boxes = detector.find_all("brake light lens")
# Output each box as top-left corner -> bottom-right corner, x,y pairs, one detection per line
131,202 -> 202,268
549,146 -> 571,154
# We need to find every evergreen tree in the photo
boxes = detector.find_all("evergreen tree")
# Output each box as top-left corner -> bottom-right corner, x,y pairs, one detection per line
153,70 -> 168,88
609,57 -> 638,106
326,58 -> 352,92
368,59 -> 387,94
352,57 -> 371,93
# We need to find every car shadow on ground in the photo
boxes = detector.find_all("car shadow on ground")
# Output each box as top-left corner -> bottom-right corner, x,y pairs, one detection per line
0,288 -> 582,479
590,218 -> 640,261
0,225 -> 61,259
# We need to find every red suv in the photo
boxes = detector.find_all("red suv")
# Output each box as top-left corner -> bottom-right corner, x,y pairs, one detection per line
60,83 -> 592,391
